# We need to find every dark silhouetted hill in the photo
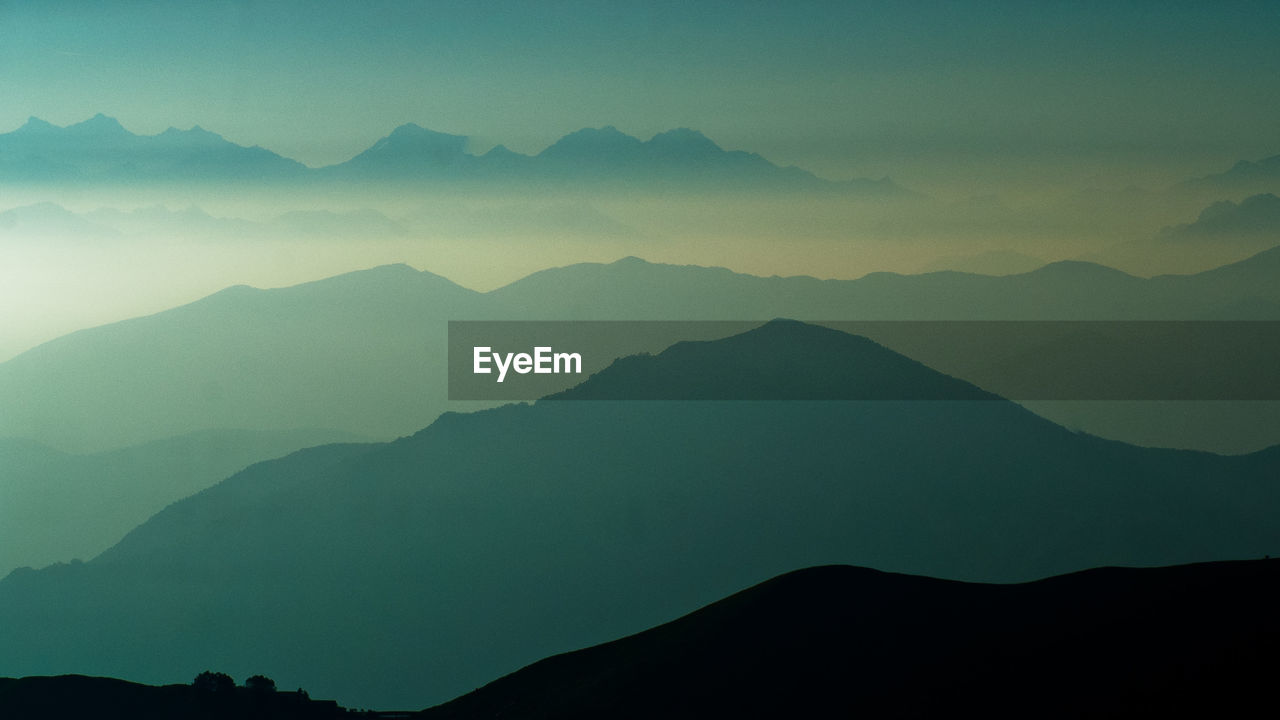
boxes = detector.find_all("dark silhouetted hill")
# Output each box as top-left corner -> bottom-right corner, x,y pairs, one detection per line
1,322 -> 1277,709
421,560 -> 1280,719
547,319 -> 997,400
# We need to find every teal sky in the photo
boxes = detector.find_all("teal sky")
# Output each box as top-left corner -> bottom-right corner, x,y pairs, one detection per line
2,1 -> 1278,191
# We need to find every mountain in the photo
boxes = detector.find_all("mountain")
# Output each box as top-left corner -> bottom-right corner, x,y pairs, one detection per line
0,263 -> 480,452
2,322 -> 1277,708
422,560 -> 1280,719
546,319 -> 998,400
0,428 -> 362,577
0,115 -> 307,184
6,251 -> 1280,452
532,125 -> 900,193
917,248 -> 1046,275
321,123 -> 475,179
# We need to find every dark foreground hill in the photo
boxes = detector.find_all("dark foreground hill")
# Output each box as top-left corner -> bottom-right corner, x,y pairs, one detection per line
423,560 -> 1280,719
3,560 -> 1275,719
1,322 -> 1277,708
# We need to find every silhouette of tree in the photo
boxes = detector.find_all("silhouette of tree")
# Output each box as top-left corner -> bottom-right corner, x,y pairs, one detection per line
245,674 -> 277,693
192,671 -> 235,694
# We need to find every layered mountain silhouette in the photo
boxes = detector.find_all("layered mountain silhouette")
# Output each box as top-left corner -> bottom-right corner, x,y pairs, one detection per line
5,251 -> 1280,452
2,322 -> 1277,709
0,116 -> 904,192
422,560 -> 1280,719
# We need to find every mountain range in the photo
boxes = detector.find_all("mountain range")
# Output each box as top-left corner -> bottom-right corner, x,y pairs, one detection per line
2,321 -> 1277,709
0,115 -> 903,193
5,251 -> 1280,454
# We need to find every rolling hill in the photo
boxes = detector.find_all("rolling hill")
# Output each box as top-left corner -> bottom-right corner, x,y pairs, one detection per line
422,560 -> 1280,719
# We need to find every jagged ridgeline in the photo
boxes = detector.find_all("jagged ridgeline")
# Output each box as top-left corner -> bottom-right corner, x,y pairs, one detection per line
2,321 -> 1277,709
0,115 -> 904,193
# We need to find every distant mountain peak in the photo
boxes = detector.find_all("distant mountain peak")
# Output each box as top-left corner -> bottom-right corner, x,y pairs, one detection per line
548,320 -> 997,401
349,123 -> 470,166
1024,260 -> 1135,280
66,113 -> 128,134
646,127 -> 723,156
540,126 -> 645,158
15,116 -> 57,133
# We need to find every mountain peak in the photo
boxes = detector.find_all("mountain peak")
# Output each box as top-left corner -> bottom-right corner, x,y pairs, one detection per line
353,124 -> 470,164
540,126 -> 645,159
66,113 -> 128,134
548,320 -> 997,401
383,123 -> 466,143
1023,260 -> 1135,281
646,127 -> 722,155
15,116 -> 57,133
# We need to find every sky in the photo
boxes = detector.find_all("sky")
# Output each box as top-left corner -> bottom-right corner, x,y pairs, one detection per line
2,1 -> 1279,194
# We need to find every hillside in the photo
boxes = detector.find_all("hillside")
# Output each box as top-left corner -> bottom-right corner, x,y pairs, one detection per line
423,560 -> 1280,719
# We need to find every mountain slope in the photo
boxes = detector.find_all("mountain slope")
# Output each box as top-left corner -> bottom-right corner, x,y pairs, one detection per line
0,427 -> 362,576
422,560 -> 1280,719
0,264 -> 481,451
1,322 -> 1276,709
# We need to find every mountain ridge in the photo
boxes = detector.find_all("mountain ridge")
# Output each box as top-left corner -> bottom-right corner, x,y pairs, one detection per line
0,115 -> 905,192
